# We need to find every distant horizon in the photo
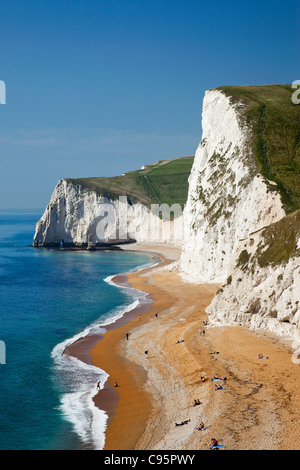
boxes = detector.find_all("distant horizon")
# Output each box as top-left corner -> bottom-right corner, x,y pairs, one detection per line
0,208 -> 44,213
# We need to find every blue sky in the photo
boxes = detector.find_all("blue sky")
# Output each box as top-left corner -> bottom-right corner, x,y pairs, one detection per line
0,0 -> 299,209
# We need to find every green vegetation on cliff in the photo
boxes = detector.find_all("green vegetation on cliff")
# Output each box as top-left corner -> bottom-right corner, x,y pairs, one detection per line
66,156 -> 194,209
219,84 -> 300,213
257,209 -> 300,267
235,209 -> 300,275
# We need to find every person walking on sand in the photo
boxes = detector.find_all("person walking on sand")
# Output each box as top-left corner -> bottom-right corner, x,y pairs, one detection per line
126,333 -> 129,340
138,315 -> 141,321
145,350 -> 148,359
96,381 -> 101,391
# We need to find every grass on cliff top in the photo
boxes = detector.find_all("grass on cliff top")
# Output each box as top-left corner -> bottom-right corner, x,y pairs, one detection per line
66,156 -> 194,209
218,84 -> 300,213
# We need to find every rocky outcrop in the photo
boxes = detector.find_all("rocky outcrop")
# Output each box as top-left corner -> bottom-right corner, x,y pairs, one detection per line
207,210 -> 300,336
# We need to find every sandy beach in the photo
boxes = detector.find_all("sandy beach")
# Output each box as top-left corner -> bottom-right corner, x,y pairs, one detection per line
85,243 -> 300,451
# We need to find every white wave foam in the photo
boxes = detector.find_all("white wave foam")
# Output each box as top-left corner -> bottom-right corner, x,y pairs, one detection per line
103,257 -> 159,314
51,256 -> 158,449
51,336 -> 109,450
50,291 -> 147,450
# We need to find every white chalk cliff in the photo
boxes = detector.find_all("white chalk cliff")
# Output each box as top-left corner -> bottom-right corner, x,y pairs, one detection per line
179,88 -> 300,341
33,179 -> 184,247
34,86 -> 300,342
180,89 -> 285,283
206,210 -> 300,338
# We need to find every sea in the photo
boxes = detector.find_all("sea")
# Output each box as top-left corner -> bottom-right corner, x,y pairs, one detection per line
0,211 -> 156,450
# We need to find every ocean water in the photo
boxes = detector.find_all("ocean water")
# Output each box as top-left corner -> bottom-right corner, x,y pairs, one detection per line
0,212 -> 155,450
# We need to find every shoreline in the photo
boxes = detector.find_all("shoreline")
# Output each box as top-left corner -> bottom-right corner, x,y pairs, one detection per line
64,247 -> 168,448
68,243 -> 300,450
90,248 -> 179,450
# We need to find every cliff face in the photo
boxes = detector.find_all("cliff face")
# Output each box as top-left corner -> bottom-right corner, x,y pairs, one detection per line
206,209 -> 300,336
180,87 -> 300,340
180,89 -> 285,284
34,85 -> 300,341
34,179 -> 106,246
33,179 -> 184,247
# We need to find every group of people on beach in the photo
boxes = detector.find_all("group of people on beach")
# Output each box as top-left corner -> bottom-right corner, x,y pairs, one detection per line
98,310 -> 228,449
174,420 -> 222,449
172,322 -> 226,449
198,320 -> 208,336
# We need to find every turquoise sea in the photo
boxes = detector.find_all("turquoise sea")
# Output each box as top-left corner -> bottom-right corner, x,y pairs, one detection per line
0,212 -> 155,450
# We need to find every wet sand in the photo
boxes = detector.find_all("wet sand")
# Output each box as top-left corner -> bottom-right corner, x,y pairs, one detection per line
73,243 -> 300,450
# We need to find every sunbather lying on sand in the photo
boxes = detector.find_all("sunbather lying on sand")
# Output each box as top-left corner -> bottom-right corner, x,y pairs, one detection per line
257,353 -> 269,359
175,419 -> 190,426
214,384 -> 225,390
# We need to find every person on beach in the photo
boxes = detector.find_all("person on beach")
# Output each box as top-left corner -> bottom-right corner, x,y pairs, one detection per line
193,399 -> 201,406
197,422 -> 205,430
126,333 -> 129,340
209,438 -> 219,448
138,315 -> 141,321
175,419 -> 190,426
114,381 -> 119,387
145,350 -> 148,358
214,384 -> 224,390
96,381 -> 101,391
155,313 -> 158,318
257,353 -> 268,359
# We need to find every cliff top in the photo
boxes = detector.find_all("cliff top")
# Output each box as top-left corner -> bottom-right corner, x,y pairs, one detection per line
218,84 -> 300,213
65,155 -> 194,209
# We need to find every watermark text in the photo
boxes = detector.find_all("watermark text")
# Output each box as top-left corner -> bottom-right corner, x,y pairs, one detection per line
292,80 -> 300,105
0,341 -> 6,364
94,196 -> 184,243
0,80 -> 6,104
